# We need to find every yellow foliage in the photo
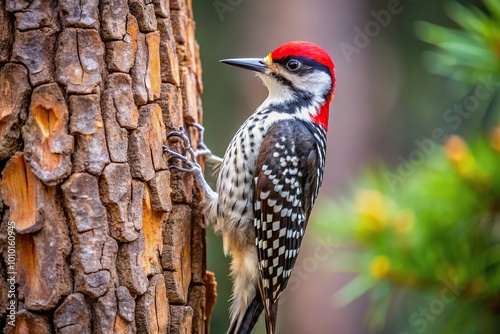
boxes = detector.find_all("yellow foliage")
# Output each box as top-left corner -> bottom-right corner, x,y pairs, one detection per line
370,255 -> 392,279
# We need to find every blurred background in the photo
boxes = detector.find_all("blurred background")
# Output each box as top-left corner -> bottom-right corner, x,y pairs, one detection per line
192,0 -> 500,333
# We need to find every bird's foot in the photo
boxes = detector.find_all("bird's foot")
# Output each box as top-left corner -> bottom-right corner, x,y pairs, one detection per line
163,129 -> 202,173
163,127 -> 217,200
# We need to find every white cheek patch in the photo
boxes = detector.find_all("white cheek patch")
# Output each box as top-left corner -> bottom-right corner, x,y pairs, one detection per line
294,71 -> 332,97
258,73 -> 295,104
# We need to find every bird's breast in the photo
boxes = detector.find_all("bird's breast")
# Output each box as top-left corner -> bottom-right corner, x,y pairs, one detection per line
215,110 -> 295,229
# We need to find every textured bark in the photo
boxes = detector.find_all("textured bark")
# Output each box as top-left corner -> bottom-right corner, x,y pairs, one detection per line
0,0 -> 210,333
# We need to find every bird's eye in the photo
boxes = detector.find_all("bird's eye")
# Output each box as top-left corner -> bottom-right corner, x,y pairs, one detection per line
286,59 -> 301,71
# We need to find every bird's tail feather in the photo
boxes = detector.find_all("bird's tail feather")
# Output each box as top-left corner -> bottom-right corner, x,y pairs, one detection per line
227,292 -> 263,334
264,301 -> 279,334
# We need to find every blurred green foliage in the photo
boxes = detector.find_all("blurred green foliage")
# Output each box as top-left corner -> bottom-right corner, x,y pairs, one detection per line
415,0 -> 500,81
316,134 -> 500,332
315,1 -> 500,332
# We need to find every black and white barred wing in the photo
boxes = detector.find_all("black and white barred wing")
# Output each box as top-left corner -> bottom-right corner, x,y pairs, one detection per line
253,120 -> 321,312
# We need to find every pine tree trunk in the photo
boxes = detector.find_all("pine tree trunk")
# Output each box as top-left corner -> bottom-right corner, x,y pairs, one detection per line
0,0 -> 214,333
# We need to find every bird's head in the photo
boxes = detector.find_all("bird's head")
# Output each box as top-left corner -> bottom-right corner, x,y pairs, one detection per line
221,41 -> 335,130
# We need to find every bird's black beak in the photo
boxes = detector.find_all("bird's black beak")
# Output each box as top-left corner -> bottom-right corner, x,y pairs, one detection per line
220,58 -> 267,73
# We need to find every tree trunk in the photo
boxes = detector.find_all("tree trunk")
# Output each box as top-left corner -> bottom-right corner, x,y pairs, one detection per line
0,0 -> 214,333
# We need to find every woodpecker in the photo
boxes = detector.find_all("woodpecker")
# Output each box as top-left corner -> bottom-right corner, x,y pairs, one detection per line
164,41 -> 335,334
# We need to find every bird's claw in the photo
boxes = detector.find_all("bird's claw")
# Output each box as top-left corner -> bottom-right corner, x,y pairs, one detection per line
163,130 -> 202,174
167,130 -> 192,149
169,164 -> 200,173
163,126 -> 218,201
162,145 -> 190,163
166,123 -> 223,165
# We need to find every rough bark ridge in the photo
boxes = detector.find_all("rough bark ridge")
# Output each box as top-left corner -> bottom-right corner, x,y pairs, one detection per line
0,0 -> 210,333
